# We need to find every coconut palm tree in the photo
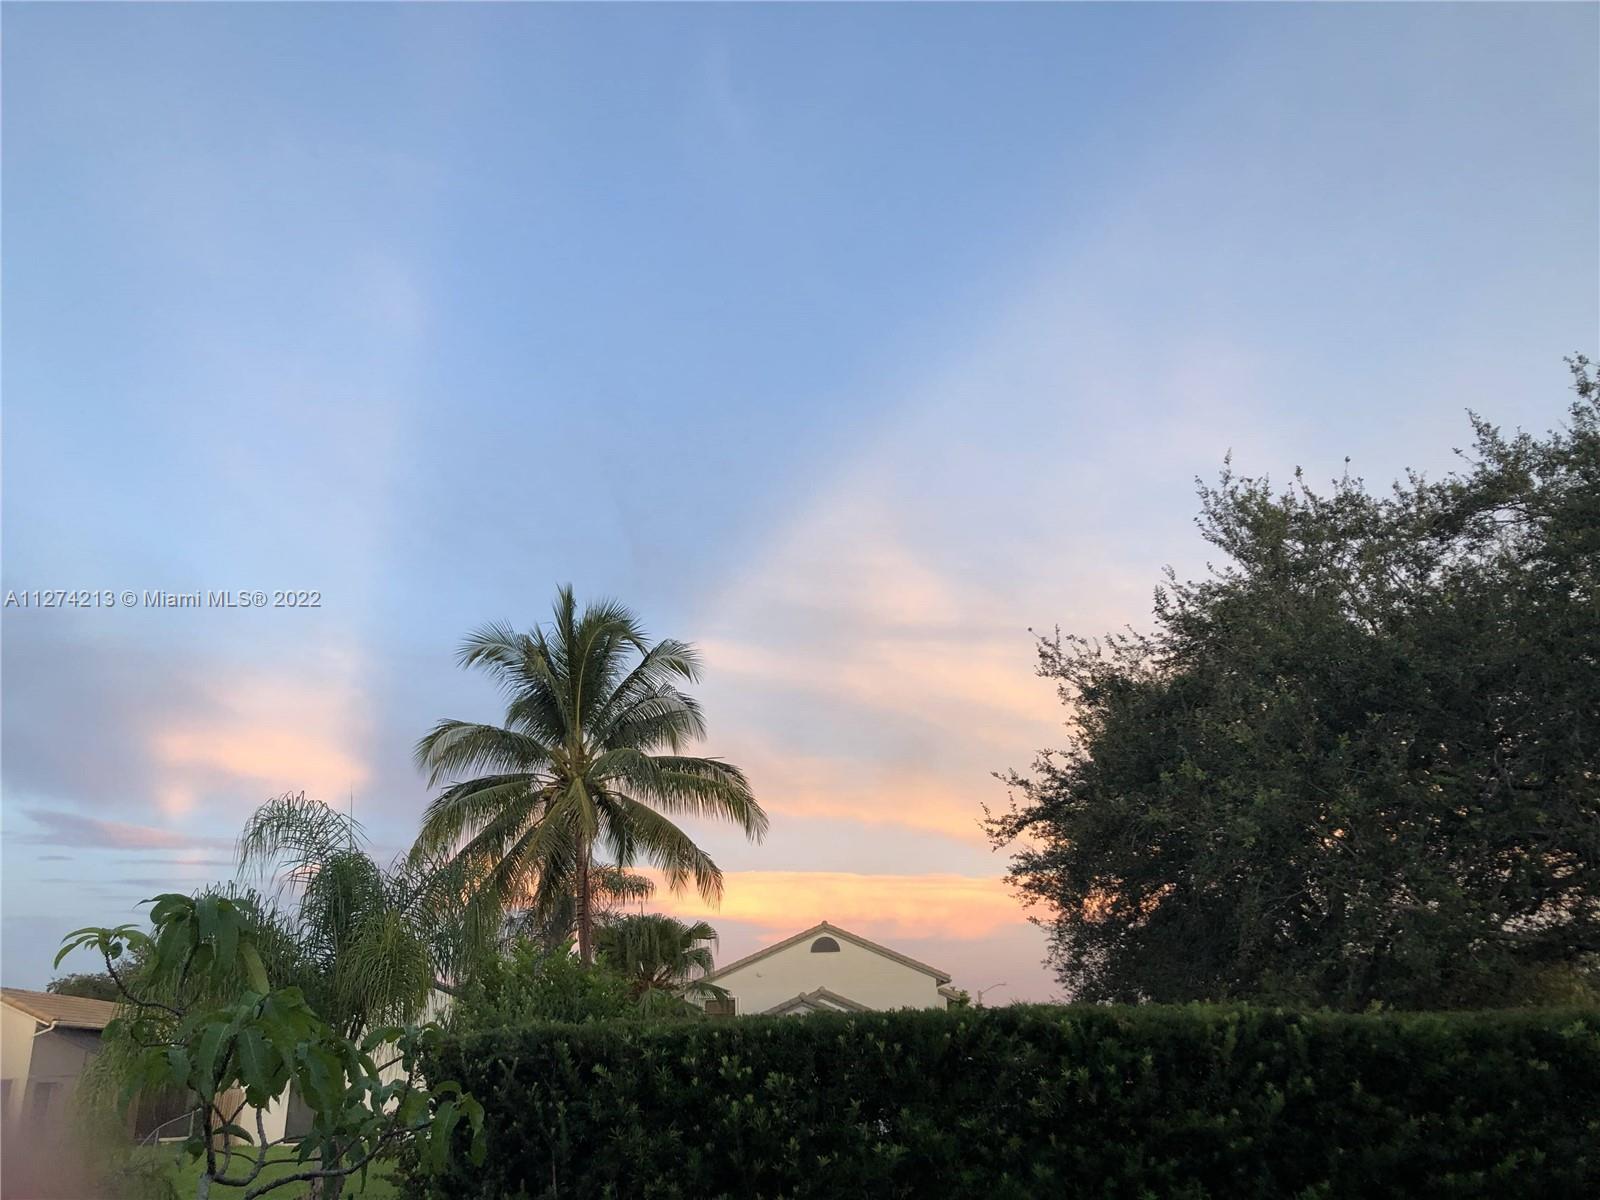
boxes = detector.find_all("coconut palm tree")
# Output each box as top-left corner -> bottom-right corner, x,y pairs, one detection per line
595,913 -> 725,1011
411,587 -> 767,963
236,791 -> 492,1035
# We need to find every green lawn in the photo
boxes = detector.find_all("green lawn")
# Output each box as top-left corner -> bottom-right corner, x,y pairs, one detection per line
139,1144 -> 397,1200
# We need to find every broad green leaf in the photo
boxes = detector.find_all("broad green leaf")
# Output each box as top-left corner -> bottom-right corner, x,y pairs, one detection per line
240,943 -> 269,994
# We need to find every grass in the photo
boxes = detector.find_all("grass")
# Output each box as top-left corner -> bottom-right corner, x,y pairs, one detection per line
138,1143 -> 398,1199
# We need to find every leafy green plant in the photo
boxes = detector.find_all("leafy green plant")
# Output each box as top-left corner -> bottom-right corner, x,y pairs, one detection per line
445,939 -> 636,1031
236,791 -> 495,1034
59,892 -> 484,1200
46,970 -> 124,1001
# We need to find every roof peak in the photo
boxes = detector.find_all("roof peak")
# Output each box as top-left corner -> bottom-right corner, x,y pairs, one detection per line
706,921 -> 951,984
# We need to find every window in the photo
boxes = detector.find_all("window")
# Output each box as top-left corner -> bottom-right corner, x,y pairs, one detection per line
810,936 -> 840,953
703,997 -> 736,1017
28,1082 -> 58,1129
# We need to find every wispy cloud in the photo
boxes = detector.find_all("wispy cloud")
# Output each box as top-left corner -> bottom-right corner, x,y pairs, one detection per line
15,809 -> 233,852
3,621 -> 374,821
148,667 -> 371,815
713,737 -> 996,842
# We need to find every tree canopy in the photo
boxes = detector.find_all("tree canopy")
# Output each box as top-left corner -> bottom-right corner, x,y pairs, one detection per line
45,971 -> 122,1002
989,359 -> 1599,1009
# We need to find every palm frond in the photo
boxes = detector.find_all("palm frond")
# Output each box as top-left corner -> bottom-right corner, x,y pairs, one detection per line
414,720 -> 553,785
604,796 -> 725,902
237,791 -> 362,881
595,751 -> 767,840
412,775 -> 543,861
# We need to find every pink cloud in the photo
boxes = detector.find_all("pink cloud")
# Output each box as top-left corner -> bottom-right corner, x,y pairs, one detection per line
145,662 -> 371,815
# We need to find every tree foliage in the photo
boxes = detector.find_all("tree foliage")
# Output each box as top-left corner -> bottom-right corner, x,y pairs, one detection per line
595,913 -> 725,1013
505,863 -> 656,954
58,893 -> 483,1200
989,360 -> 1600,1008
444,940 -> 636,1031
46,970 -> 123,1001
411,586 -> 767,963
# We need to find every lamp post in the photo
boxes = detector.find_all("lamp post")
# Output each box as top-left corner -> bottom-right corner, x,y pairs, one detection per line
975,982 -> 1007,1007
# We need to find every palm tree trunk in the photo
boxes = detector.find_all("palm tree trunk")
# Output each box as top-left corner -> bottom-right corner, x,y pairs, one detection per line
575,840 -> 594,964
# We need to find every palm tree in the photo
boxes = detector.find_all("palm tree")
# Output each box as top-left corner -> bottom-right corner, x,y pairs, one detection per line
595,913 -> 725,1011
412,586 -> 767,963
237,791 -> 492,1035
506,864 -> 657,954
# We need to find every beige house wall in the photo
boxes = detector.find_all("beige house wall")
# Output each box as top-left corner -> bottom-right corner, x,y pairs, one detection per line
713,935 -> 946,1014
0,1004 -> 37,1125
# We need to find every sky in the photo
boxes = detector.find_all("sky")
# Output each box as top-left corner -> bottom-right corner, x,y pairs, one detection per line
3,3 -> 1596,1001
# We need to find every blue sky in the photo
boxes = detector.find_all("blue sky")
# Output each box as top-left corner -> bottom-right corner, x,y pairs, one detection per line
4,3 -> 1596,999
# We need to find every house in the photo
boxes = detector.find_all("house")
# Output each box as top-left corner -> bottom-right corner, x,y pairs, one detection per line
0,987 -> 119,1135
0,986 -> 300,1150
698,921 -> 959,1015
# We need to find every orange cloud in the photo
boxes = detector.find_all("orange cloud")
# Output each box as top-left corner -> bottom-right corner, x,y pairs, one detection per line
646,869 -> 1024,940
683,500 -> 1069,848
702,633 -> 1060,751
710,738 -> 995,841
147,665 -> 369,814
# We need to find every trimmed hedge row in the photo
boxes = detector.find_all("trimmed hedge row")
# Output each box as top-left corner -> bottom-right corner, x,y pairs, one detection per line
405,1005 -> 1599,1200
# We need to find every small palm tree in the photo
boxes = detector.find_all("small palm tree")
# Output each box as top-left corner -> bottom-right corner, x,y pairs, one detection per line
595,914 -> 725,1010
237,791 -> 490,1035
506,864 -> 656,954
412,587 -> 767,963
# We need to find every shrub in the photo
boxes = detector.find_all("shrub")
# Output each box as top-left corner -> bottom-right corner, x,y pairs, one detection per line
445,941 -> 637,1032
403,1004 -> 1598,1200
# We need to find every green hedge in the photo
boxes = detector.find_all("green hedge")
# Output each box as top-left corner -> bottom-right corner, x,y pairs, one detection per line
404,1005 -> 1599,1200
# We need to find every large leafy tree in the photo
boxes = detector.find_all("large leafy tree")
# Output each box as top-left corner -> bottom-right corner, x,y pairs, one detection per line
595,913 -> 724,1012
413,587 -> 767,963
989,359 -> 1599,1009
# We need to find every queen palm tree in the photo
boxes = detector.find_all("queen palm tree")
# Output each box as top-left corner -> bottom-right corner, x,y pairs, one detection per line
411,587 -> 767,963
595,913 -> 725,1012
236,791 -> 492,1035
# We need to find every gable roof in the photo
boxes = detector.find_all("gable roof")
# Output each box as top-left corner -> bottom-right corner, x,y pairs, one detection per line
2,988 -> 119,1031
706,921 -> 951,985
761,987 -> 872,1016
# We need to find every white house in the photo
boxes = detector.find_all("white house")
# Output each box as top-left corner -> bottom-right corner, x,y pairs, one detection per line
698,921 -> 960,1016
